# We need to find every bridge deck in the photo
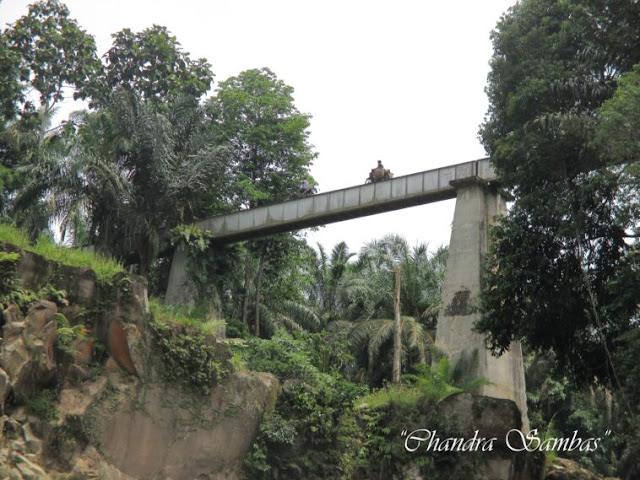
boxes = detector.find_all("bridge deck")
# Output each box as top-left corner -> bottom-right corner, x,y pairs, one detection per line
197,158 -> 496,243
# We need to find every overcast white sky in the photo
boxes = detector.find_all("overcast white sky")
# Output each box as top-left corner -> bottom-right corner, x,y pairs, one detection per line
0,0 -> 517,255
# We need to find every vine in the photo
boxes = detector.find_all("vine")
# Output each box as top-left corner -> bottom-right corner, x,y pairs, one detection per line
148,312 -> 232,396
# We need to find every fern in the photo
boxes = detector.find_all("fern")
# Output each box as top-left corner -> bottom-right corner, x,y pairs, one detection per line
56,312 -> 88,356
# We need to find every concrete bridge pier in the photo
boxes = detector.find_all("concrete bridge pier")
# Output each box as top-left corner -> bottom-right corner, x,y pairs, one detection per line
165,245 -> 196,306
435,177 -> 529,432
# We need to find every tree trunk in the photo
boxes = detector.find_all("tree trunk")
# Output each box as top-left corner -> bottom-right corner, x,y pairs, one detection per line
242,249 -> 252,327
393,267 -> 402,385
254,255 -> 265,337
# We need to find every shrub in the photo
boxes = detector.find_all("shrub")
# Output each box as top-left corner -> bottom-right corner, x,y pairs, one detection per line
148,302 -> 232,396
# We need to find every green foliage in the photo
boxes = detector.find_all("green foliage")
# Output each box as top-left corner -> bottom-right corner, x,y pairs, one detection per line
170,224 -> 226,306
0,32 -> 23,121
225,318 -> 250,339
148,300 -> 231,395
56,312 -> 88,356
149,297 -> 223,335
2,0 -> 99,118
595,64 -> 640,164
85,24 -> 213,107
328,235 -> 447,386
477,0 -> 640,387
22,387 -> 60,421
33,234 -> 124,279
242,330 -> 366,479
40,90 -> 227,275
3,284 -> 68,312
305,242 -> 355,324
0,250 -> 19,295
0,223 -> 124,279
0,251 -> 19,262
356,357 -> 488,412
171,224 -> 213,253
47,423 -> 79,470
478,4 -> 640,473
0,223 -> 30,246
207,67 -> 317,209
344,356 -> 489,479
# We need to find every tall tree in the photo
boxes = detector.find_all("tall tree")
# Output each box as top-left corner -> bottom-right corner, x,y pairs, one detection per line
0,0 -> 99,235
5,19 -> 225,275
477,0 -> 640,387
84,25 -> 213,108
206,68 -> 317,325
3,0 -> 99,138
17,91 -> 228,274
306,242 -> 355,324
0,32 -> 22,121
207,67 -> 317,208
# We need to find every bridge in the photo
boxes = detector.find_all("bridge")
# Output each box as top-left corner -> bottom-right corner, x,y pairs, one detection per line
193,158 -> 496,242
164,157 -> 528,435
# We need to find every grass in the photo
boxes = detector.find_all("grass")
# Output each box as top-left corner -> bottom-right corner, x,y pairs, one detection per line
355,359 -> 487,412
355,384 -> 424,410
0,223 -> 124,280
149,297 -> 225,336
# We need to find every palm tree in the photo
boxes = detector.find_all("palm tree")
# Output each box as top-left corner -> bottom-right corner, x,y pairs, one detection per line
245,264 -> 323,337
1,104 -> 70,239
306,241 -> 355,323
335,235 -> 448,386
13,90 -> 229,275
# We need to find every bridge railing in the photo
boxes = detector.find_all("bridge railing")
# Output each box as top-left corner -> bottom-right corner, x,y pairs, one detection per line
197,158 -> 496,242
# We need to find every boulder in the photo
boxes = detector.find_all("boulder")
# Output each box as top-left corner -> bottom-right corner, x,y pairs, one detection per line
71,337 -> 93,364
545,457 -> 600,480
107,319 -> 139,377
435,393 -> 545,480
0,302 -> 58,397
0,367 -> 10,413
0,334 -> 31,393
81,371 -> 278,480
12,452 -> 50,480
25,300 -> 57,334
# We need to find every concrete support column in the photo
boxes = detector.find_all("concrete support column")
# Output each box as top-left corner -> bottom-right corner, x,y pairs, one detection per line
165,246 -> 196,306
435,178 -> 529,431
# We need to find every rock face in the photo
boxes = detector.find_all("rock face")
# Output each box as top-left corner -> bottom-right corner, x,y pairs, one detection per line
47,366 -> 278,480
0,245 -> 280,480
544,458 -> 603,480
74,371 -> 278,479
435,393 -> 544,480
1,301 -> 58,398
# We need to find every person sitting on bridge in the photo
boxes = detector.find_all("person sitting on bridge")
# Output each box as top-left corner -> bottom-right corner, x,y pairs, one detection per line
369,160 -> 390,182
298,178 -> 312,195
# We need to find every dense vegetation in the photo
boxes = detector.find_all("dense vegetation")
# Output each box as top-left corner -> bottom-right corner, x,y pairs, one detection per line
477,0 -> 640,476
1,0 -> 639,478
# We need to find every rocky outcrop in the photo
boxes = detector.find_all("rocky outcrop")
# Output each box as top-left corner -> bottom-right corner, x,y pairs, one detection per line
438,393 -> 544,480
544,458 -> 614,480
1,301 -> 58,398
0,244 -> 280,480
62,370 -> 278,479
107,318 -> 139,377
0,409 -> 49,480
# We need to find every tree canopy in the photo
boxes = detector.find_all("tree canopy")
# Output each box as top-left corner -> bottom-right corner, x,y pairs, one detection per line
207,68 -> 316,208
477,0 -> 640,387
85,25 -> 214,107
2,0 -> 99,122
0,4 -> 318,281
